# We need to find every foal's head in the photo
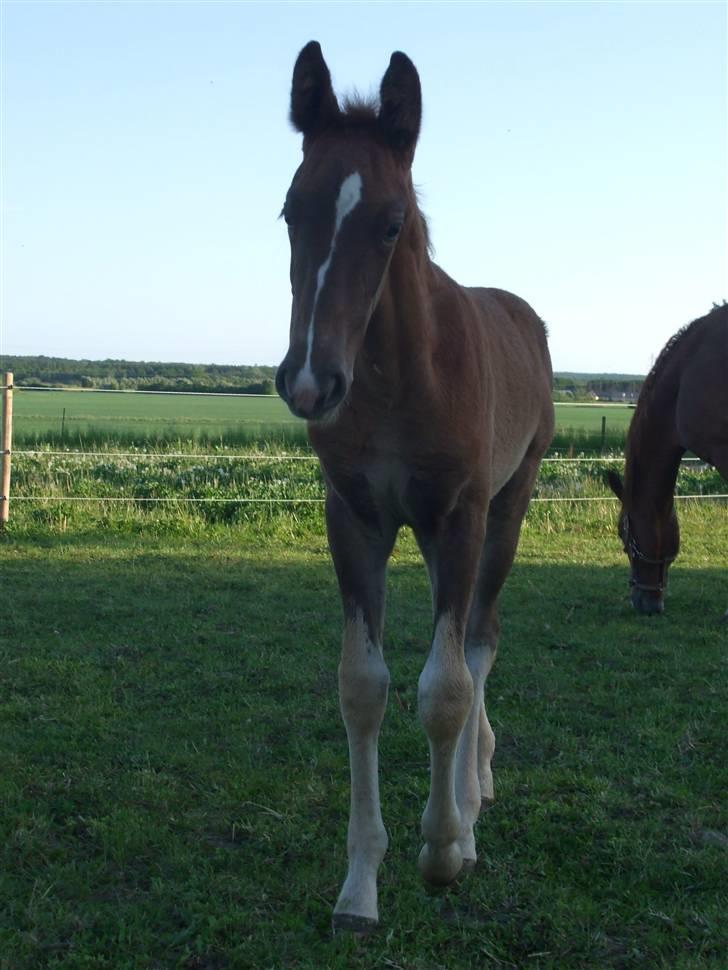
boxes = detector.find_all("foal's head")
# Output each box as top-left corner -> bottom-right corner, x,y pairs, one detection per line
607,470 -> 680,615
276,41 -> 422,421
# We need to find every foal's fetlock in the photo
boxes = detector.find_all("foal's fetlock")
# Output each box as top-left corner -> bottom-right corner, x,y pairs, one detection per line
418,840 -> 464,886
479,767 -> 495,807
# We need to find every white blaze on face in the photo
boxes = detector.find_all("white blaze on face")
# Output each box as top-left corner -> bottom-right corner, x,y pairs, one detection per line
293,171 -> 363,395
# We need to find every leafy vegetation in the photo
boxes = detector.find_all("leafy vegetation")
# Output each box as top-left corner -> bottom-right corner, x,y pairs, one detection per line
2,355 -> 645,402
8,447 -> 726,538
553,373 -> 644,402
0,355 -> 277,395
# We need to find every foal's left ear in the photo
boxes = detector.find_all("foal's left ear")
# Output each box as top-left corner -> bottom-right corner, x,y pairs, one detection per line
378,52 -> 422,161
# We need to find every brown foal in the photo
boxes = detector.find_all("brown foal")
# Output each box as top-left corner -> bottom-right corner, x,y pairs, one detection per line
276,41 -> 554,930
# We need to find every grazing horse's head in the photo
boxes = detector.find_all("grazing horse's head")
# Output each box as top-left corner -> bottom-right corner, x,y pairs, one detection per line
607,470 -> 680,615
275,41 -> 421,421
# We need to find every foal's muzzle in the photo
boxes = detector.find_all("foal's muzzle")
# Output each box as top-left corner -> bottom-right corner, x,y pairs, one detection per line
275,361 -> 348,421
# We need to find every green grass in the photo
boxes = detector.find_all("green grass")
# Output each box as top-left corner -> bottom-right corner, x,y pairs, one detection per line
2,502 -> 727,968
12,389 -> 634,453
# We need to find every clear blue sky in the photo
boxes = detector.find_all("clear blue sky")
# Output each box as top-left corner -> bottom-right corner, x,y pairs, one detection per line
2,0 -> 726,374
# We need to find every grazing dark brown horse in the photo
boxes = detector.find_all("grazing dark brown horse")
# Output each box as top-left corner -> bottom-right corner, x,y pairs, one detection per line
608,303 -> 728,615
276,42 -> 554,930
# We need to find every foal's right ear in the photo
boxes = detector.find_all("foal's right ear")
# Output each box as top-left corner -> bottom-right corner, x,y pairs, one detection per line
378,52 -> 422,161
290,41 -> 340,137
606,470 -> 624,501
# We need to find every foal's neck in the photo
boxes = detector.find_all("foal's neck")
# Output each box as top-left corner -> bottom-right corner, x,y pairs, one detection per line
361,186 -> 437,388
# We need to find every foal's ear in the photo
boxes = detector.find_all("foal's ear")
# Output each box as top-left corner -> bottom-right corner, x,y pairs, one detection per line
378,52 -> 422,160
606,470 -> 624,501
290,41 -> 340,136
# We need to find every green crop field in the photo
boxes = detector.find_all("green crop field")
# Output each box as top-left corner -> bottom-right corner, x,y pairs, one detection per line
12,389 -> 634,452
12,389 -> 300,446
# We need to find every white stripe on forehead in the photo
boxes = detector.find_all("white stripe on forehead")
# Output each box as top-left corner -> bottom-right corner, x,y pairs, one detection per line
334,171 -> 363,233
294,171 -> 362,394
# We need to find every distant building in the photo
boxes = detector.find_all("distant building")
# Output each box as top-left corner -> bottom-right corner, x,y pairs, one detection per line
588,381 -> 642,402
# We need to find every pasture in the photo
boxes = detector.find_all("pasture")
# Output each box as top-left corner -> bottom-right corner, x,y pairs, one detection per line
3,392 -> 726,967
2,494 -> 727,968
12,389 -> 633,452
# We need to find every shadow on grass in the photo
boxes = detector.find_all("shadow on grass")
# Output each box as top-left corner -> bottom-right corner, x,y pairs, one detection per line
2,543 -> 726,968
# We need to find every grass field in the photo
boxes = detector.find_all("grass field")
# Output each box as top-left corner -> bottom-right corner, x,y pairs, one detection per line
12,389 -> 303,448
4,389 -> 726,967
2,503 -> 727,968
12,389 -> 633,452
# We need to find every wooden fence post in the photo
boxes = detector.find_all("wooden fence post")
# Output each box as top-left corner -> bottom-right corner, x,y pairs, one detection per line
1,372 -> 13,528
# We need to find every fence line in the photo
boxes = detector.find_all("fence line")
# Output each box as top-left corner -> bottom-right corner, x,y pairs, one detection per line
14,385 -> 275,399
10,494 -> 728,506
14,450 -> 319,461
1,372 -> 13,529
11,449 -> 707,466
11,385 -> 637,405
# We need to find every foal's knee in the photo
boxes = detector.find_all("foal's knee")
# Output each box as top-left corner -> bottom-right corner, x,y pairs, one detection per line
339,615 -> 389,729
418,616 -> 473,743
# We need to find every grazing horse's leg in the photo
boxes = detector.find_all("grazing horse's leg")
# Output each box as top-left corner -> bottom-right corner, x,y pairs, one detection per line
455,455 -> 543,864
417,499 -> 486,886
326,491 -> 397,932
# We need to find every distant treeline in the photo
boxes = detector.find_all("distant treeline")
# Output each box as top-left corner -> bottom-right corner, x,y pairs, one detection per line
2,355 -> 644,400
0,356 -> 277,395
553,373 -> 644,402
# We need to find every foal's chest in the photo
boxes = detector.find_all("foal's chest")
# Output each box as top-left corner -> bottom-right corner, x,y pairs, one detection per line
320,445 -> 473,533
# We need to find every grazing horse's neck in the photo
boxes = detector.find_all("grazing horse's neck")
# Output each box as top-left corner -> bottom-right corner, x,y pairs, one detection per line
626,377 -> 684,517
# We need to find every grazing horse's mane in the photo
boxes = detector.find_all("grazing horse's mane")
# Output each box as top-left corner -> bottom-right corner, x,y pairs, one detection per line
629,302 -> 728,453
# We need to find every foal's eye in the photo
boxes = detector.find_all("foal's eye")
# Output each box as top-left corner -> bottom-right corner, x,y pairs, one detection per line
383,221 -> 403,244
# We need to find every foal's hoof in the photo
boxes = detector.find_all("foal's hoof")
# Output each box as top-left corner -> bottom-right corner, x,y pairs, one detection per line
332,913 -> 379,936
480,795 -> 495,814
418,841 -> 463,886
459,857 -> 477,876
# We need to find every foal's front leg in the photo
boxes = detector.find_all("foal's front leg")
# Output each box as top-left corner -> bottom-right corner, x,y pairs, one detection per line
417,501 -> 486,885
326,492 -> 396,931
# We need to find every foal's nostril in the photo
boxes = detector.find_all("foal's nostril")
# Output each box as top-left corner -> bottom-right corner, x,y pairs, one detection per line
322,371 -> 347,410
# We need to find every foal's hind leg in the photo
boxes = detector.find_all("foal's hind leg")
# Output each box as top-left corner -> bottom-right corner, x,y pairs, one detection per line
455,456 -> 543,865
325,492 -> 397,932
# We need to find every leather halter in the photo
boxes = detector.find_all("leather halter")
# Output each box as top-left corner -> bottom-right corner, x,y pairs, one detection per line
621,515 -> 676,593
